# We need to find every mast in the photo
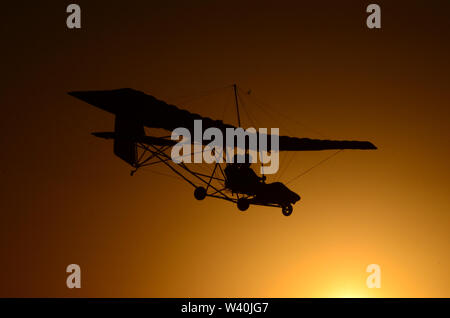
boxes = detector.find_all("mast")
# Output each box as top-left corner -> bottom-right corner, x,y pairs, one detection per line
233,84 -> 241,127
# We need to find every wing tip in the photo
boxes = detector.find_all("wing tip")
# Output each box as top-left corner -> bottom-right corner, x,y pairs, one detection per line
67,91 -> 85,99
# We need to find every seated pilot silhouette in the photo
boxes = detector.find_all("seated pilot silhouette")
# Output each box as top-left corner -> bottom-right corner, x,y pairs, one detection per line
224,153 -> 263,195
224,154 -> 300,206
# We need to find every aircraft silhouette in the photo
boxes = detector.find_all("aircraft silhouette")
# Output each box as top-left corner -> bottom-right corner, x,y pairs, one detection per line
69,87 -> 376,216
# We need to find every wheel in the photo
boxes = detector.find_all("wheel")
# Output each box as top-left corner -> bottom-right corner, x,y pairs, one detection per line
237,198 -> 250,211
194,187 -> 206,200
282,204 -> 293,216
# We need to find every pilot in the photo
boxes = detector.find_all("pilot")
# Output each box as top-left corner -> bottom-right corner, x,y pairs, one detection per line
225,154 -> 265,194
224,153 -> 300,205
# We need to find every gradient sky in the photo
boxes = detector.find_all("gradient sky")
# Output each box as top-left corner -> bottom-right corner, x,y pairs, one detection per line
1,1 -> 449,297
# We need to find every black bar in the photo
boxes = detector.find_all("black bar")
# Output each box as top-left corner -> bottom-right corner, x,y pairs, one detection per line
0,298 -> 447,315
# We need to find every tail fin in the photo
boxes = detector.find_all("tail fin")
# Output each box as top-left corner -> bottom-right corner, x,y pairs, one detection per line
113,116 -> 144,166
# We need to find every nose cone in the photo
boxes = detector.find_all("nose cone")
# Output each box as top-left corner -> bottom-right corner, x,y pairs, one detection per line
288,191 -> 300,204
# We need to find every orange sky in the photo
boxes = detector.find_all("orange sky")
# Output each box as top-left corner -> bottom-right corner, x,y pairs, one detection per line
1,1 -> 449,297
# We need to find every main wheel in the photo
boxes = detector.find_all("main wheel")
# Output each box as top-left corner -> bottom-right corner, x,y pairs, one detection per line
282,204 -> 293,216
194,187 -> 207,200
237,198 -> 250,211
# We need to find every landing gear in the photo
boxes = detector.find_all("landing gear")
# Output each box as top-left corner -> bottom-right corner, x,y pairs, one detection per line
281,204 -> 293,216
194,187 -> 207,200
237,198 -> 250,211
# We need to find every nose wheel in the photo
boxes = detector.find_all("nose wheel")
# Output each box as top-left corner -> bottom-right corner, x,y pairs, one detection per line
281,204 -> 293,216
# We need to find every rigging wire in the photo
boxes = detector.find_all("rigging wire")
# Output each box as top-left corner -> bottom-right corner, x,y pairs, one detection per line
234,85 -> 343,185
244,90 -> 329,139
237,87 -> 293,135
285,150 -> 343,185
276,151 -> 296,181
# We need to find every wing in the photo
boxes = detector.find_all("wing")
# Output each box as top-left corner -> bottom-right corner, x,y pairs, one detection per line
69,88 -> 376,151
278,136 -> 376,151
